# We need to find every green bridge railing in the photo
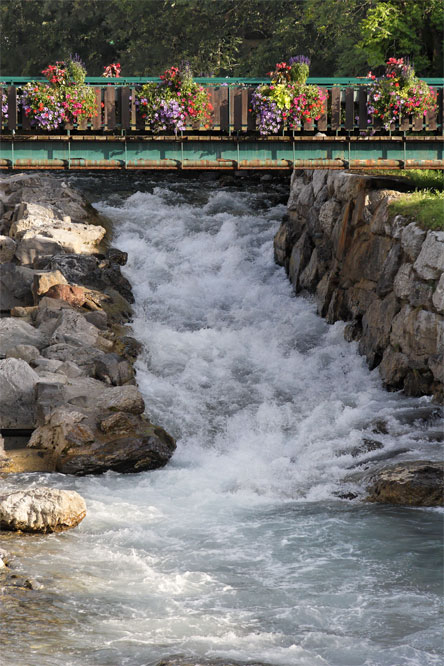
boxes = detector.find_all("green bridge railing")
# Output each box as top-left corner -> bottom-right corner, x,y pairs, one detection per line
1,77 -> 443,171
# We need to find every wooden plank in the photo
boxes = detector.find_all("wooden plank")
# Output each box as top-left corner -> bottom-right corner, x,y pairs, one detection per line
373,116 -> 382,130
241,88 -> 248,130
304,118 -> 314,131
247,88 -> 256,131
219,86 -> 229,132
330,87 -> 341,130
345,87 -> 354,130
211,87 -> 221,130
399,114 -> 410,131
233,87 -> 243,131
0,86 -> 4,128
104,86 -> 116,130
317,88 -> 328,131
206,88 -> 216,129
413,114 -> 423,131
7,86 -> 17,130
92,88 -> 102,130
427,102 -> 437,131
121,87 -> 130,129
358,88 -> 368,130
130,87 -> 137,130
439,88 -> 444,135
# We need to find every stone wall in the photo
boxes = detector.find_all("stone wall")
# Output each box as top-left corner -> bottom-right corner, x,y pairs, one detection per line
274,170 -> 444,402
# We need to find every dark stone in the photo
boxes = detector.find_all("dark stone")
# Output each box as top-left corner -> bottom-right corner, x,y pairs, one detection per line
377,242 -> 402,297
106,247 -> 128,265
94,353 -> 135,385
0,263 -> 34,311
365,461 -> 444,506
58,426 -> 176,475
48,253 -> 134,304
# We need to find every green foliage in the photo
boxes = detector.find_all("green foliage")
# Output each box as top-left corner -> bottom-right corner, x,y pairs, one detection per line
0,0 -> 442,77
389,190 -> 444,231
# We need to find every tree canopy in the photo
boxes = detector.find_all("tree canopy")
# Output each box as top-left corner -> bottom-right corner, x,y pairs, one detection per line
1,0 -> 442,77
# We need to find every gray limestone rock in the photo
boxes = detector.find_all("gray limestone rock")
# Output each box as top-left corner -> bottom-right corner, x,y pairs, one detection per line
6,344 -> 41,364
0,263 -> 35,310
0,235 -> 17,263
0,358 -> 39,428
0,318 -> 46,355
0,487 -> 86,533
432,274 -> 444,314
401,223 -> 426,262
413,231 -> 444,281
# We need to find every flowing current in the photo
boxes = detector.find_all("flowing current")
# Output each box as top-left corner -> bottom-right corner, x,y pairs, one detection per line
1,174 -> 442,666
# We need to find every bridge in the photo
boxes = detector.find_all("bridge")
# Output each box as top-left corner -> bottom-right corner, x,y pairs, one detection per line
1,77 -> 443,171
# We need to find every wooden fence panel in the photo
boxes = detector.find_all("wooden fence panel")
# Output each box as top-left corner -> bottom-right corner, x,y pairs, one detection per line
92,89 -> 102,130
317,88 -> 328,131
209,87 -> 220,129
121,87 -> 130,129
104,86 -> 116,130
232,87 -> 243,131
427,105 -> 437,131
247,88 -> 256,131
130,88 -> 137,130
399,115 -> 410,131
439,88 -> 444,134
219,87 -> 229,132
413,115 -> 423,131
345,87 -> 354,130
7,87 -> 17,130
358,88 -> 368,130
330,87 -> 341,130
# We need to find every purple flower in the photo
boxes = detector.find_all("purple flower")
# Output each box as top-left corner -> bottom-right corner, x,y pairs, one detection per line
289,55 -> 311,66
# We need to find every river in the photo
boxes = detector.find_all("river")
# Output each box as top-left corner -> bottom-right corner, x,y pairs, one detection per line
1,173 -> 442,666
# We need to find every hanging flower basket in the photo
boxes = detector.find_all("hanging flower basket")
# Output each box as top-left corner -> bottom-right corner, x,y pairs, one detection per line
367,58 -> 437,130
21,56 -> 97,130
251,56 -> 327,135
135,64 -> 213,133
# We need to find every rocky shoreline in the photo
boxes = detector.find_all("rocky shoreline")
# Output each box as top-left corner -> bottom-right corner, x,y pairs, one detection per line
274,169 -> 443,506
0,172 -> 175,553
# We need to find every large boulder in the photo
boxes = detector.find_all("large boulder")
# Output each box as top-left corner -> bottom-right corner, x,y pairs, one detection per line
365,461 -> 444,506
48,252 -> 134,303
0,263 -> 34,311
0,358 -> 39,428
0,317 -> 46,355
156,659 -> 272,666
0,487 -> 86,533
28,405 -> 176,475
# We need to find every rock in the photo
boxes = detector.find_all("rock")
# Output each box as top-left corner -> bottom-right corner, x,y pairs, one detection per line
359,293 -> 401,369
41,308 -> 102,348
106,247 -> 128,265
0,448 -> 57,474
56,360 -> 85,378
288,231 -> 313,291
393,263 -> 414,300
318,199 -> 342,236
312,170 -> 328,198
379,347 -> 410,388
0,488 -> 86,533
114,335 -> 143,362
377,242 -> 402,297
365,461 -> 444,506
401,223 -> 426,261
0,263 -> 34,310
0,235 -> 17,262
0,318 -> 46,355
299,248 -> 319,290
32,358 -> 64,373
32,269 -> 67,302
15,233 -> 65,266
42,342 -> 105,374
33,295 -> 73,326
28,405 -> 176,476
96,384 -> 145,414
44,283 -> 87,308
6,344 -> 41,364
84,310 -> 108,330
432,274 -> 444,314
0,358 -> 39,428
413,231 -> 444,281
155,658 -> 271,666
48,253 -> 134,303
428,353 -> 444,384
390,306 -> 444,362
94,353 -> 135,385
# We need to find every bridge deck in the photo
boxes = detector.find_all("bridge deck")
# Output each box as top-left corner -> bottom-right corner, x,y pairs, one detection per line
1,82 -> 443,170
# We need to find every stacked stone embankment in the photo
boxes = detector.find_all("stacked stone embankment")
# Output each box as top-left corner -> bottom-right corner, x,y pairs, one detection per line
274,170 -> 443,506
274,170 -> 444,401
0,173 -> 176,544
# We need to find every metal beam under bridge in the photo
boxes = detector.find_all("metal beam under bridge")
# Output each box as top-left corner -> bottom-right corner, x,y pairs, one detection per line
0,135 -> 443,171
